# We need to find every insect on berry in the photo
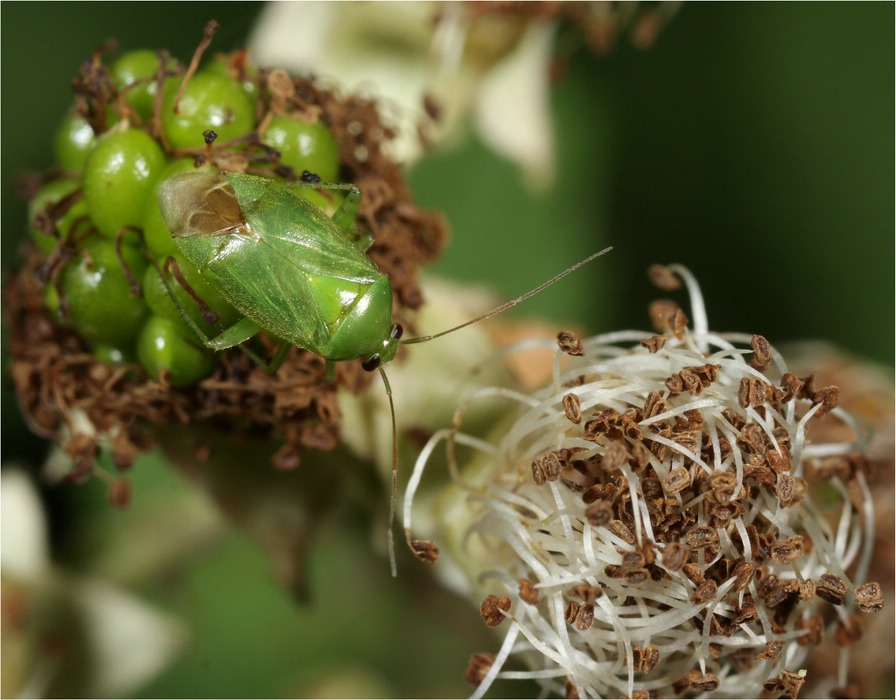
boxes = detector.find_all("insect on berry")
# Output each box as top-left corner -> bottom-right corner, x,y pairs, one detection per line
156,169 -> 612,572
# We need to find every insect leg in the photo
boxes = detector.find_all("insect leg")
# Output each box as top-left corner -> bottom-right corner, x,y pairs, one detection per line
155,257 -> 289,371
292,180 -> 362,232
329,185 -> 361,232
326,186 -> 369,250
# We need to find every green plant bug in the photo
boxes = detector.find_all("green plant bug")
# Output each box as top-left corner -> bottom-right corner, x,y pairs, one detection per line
157,170 -> 611,572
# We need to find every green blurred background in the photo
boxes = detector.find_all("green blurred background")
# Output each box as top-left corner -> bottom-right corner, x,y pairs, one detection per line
2,3 -> 892,698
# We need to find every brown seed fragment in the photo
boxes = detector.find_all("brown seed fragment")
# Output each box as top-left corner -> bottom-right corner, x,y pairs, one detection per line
763,670 -> 806,699
796,614 -> 824,645
798,579 -> 816,600
685,525 -> 719,549
574,603 -> 594,631
582,482 -> 617,505
775,372 -> 803,402
532,452 -> 562,485
562,392 -> 582,424
647,264 -> 682,290
107,478 -> 132,508
464,652 -> 494,687
733,602 -> 758,625
570,583 -> 602,603
682,563 -> 705,586
603,441 -> 631,472
518,578 -> 539,605
642,392 -> 667,419
564,600 -> 581,626
770,535 -> 806,564
854,581 -> 884,612
816,573 -> 848,605
603,563 -> 624,579
531,459 -> 547,485
630,441 -> 652,470
765,578 -> 800,609
776,473 -> 807,508
410,539 -> 440,563
480,594 -> 511,627
766,447 -> 792,473
608,519 -> 636,545
750,334 -> 772,369
737,423 -> 768,454
648,299 -> 680,334
835,614 -> 863,646
661,542 -> 690,571
673,670 -> 719,694
621,551 -> 646,571
662,467 -> 690,495
738,376 -> 770,408
692,579 -> 717,604
811,384 -> 840,416
585,500 -> 613,527
670,307 -> 689,339
640,334 -> 667,353
624,568 -> 650,585
730,561 -> 756,592
757,639 -> 784,661
633,644 -> 660,672
707,470 -> 738,505
557,330 -> 584,356
542,452 -> 563,481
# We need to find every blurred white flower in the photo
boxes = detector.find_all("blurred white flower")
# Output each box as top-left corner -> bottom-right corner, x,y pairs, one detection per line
249,1 -> 556,186
406,265 -> 882,697
1,469 -> 185,698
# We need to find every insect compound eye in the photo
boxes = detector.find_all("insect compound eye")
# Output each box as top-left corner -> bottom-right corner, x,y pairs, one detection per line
361,354 -> 381,372
391,324 -> 404,340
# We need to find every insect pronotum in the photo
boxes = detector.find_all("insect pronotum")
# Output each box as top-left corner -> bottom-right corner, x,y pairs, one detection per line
157,171 -> 612,573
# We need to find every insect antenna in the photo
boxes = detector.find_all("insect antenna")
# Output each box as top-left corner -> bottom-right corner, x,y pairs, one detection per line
377,365 -> 400,577
400,246 -> 613,345
378,364 -> 440,576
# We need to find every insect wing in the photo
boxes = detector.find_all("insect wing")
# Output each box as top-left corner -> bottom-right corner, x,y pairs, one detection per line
233,174 -> 380,286
158,171 -> 246,240
159,172 -> 390,356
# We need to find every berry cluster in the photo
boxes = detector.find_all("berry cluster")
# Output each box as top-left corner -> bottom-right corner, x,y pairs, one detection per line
32,37 -> 346,387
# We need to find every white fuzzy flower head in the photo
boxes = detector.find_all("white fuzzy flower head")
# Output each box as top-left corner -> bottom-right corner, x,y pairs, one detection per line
407,264 -> 882,698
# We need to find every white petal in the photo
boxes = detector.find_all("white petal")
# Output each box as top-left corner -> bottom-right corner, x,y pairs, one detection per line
70,576 -> 185,698
0,469 -> 50,579
474,22 -> 557,189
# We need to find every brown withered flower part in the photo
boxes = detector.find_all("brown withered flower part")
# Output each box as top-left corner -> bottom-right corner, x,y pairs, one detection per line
407,263 -> 882,698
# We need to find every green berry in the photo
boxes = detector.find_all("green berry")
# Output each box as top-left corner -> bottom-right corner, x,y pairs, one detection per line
206,53 -> 259,102
142,252 -> 239,338
83,127 -> 167,238
262,116 -> 341,182
111,49 -> 177,122
59,236 -> 149,347
161,72 -> 255,150
44,284 -> 61,319
53,111 -> 98,173
28,178 -> 92,255
142,158 -> 214,257
137,315 -> 215,387
92,344 -> 135,365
